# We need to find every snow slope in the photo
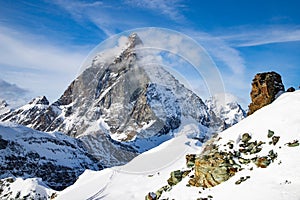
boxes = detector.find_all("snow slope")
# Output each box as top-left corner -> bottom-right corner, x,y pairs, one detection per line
56,90 -> 300,200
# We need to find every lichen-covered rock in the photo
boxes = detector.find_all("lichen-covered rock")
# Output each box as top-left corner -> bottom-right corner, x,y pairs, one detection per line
247,71 -> 285,115
235,176 -> 250,185
186,154 -> 196,168
271,136 -> 280,145
189,141 -> 240,188
145,192 -> 157,200
241,133 -> 251,143
254,156 -> 271,168
167,170 -> 182,186
286,140 -> 299,147
267,130 -> 275,138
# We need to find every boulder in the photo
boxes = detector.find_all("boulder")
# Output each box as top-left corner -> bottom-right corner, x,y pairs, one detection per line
247,71 -> 285,115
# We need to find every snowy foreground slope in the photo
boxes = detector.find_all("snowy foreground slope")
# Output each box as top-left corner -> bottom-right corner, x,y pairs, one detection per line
57,91 -> 300,200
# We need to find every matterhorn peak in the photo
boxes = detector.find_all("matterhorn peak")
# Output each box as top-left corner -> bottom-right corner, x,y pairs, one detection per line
113,33 -> 143,63
128,32 -> 143,49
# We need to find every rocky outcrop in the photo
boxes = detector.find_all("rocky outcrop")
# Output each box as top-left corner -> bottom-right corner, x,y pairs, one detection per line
188,140 -> 240,188
247,71 -> 285,115
286,87 -> 295,92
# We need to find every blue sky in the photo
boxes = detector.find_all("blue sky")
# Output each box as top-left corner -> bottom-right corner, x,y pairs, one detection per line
0,0 -> 300,107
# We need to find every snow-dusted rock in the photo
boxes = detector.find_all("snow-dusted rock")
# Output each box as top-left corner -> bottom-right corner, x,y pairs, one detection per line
205,93 -> 246,128
0,122 -> 101,190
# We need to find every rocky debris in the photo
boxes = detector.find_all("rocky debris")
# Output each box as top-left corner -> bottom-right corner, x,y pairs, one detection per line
147,130 -> 281,199
188,145 -> 240,188
254,156 -> 271,168
268,150 -> 278,161
286,87 -> 295,92
186,154 -> 196,168
167,170 -> 191,186
271,136 -> 280,145
286,140 -> 299,147
241,133 -> 251,143
189,130 -> 278,188
145,192 -> 157,200
247,71 -> 285,115
267,129 -> 274,138
235,176 -> 250,185
238,133 -> 264,155
145,185 -> 171,200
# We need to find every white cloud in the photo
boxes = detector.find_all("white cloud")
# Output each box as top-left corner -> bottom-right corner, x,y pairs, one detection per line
0,79 -> 29,108
52,0 -> 138,36
220,26 -> 300,47
189,31 -> 246,75
0,26 -> 88,102
125,0 -> 185,21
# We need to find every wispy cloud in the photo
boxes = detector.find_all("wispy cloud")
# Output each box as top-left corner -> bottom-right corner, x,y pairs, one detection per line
220,26 -> 300,47
187,31 -> 246,75
125,0 -> 186,21
0,79 -> 29,108
0,26 -> 88,102
52,0 -> 186,37
52,0 -> 136,36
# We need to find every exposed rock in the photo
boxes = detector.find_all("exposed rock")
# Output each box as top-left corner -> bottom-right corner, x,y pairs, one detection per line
286,87 -> 295,92
271,136 -> 280,145
254,156 -> 271,168
241,133 -> 251,143
145,192 -> 157,200
286,140 -> 299,147
268,150 -> 278,162
188,141 -> 240,188
267,130 -> 274,138
235,176 -> 250,185
186,154 -> 196,168
167,170 -> 190,186
247,71 -> 285,115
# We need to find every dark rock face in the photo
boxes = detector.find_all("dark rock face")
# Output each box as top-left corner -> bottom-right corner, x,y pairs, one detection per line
247,71 -> 285,115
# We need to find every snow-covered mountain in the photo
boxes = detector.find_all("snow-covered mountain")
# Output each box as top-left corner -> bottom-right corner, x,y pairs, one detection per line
55,90 -> 300,200
205,93 -> 246,128
0,122 -> 100,193
0,33 -> 234,167
0,99 -> 10,116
